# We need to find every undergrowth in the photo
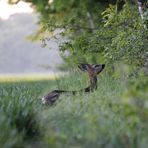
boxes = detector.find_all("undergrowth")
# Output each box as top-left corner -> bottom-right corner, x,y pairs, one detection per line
0,70 -> 147,148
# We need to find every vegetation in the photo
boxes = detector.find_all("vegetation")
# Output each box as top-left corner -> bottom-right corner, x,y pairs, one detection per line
0,71 -> 148,148
1,0 -> 147,147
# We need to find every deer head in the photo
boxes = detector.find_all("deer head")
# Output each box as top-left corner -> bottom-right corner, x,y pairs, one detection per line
78,63 -> 105,90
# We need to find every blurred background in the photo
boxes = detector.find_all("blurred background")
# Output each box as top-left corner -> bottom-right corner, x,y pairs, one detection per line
0,0 -> 63,79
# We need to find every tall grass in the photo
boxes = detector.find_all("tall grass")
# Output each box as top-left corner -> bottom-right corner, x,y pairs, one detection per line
0,70 -> 147,148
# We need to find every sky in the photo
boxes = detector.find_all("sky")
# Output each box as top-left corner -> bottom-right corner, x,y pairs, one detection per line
0,0 -> 33,20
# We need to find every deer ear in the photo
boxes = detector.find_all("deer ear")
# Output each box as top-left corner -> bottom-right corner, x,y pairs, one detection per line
93,64 -> 105,74
78,64 -> 89,71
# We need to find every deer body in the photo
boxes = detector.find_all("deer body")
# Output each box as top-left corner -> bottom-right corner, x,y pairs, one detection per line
42,64 -> 105,105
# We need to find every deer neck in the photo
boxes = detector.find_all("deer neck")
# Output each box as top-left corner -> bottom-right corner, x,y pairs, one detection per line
89,75 -> 97,90
83,74 -> 97,92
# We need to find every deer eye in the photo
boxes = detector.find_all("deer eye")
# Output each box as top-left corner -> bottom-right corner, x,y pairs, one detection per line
78,63 -> 89,71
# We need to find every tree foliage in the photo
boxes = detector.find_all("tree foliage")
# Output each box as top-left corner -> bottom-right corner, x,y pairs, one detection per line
9,0 -> 148,74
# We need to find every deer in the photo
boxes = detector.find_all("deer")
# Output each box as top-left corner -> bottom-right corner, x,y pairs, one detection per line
42,63 -> 105,105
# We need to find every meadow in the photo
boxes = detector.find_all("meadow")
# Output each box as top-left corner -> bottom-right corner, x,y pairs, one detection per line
0,70 -> 148,148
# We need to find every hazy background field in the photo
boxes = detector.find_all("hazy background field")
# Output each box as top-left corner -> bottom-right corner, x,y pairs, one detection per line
0,12 -> 63,75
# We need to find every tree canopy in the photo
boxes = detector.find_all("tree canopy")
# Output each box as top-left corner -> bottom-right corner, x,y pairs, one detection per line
9,0 -> 148,74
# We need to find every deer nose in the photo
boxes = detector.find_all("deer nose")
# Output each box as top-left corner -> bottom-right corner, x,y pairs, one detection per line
102,64 -> 105,69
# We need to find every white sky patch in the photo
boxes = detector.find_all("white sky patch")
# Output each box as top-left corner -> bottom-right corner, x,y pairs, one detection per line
0,0 -> 34,20
48,0 -> 53,4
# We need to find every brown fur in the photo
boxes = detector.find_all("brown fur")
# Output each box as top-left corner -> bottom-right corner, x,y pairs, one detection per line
42,64 -> 105,105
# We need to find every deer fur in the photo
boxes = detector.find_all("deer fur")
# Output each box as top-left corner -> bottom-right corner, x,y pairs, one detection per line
42,63 -> 105,105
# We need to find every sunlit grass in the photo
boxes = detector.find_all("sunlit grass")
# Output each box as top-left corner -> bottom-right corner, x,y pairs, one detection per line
0,73 -> 65,83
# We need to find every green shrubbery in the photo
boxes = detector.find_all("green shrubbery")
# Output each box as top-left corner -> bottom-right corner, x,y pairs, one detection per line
59,4 -> 148,74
